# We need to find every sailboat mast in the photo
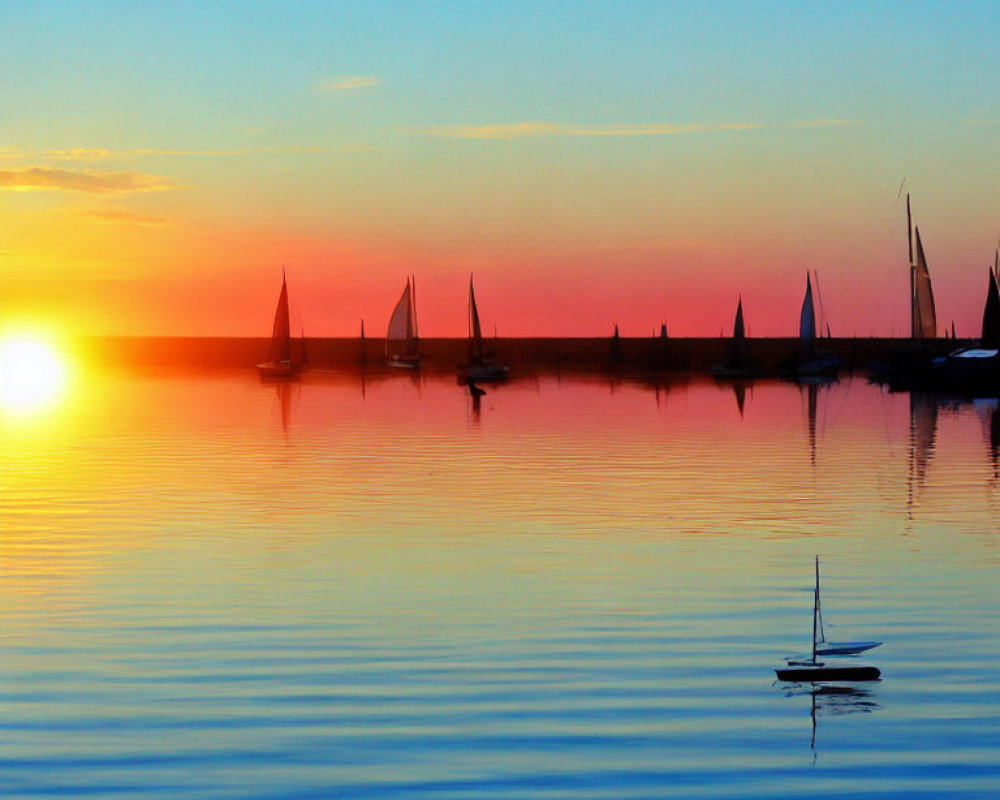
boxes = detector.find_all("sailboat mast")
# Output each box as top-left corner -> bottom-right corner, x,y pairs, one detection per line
812,556 -> 820,663
411,274 -> 419,344
908,196 -> 917,338
907,194 -> 914,267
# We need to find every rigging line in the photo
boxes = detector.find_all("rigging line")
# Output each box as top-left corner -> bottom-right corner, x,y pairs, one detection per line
813,269 -> 829,336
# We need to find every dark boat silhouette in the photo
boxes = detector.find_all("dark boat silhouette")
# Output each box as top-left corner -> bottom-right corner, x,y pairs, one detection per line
458,274 -> 509,382
257,269 -> 304,380
775,557 -> 881,682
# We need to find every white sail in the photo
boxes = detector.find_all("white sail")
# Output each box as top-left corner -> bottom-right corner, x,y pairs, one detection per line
811,557 -> 882,657
386,279 -> 413,343
385,277 -> 419,362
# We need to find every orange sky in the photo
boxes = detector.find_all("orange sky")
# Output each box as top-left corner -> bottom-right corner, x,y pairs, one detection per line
3,3 -> 1000,337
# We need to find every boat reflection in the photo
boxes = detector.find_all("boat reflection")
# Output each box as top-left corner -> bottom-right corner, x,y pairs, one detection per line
732,381 -> 748,418
780,683 -> 881,760
274,380 -> 297,433
908,391 -> 939,512
990,404 -> 1000,478
468,381 -> 486,419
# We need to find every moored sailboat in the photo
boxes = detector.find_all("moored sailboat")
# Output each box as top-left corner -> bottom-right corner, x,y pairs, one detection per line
385,276 -> 421,369
775,557 -> 881,682
710,296 -> 756,378
782,273 -> 840,379
257,270 -> 303,379
932,264 -> 1000,390
458,274 -> 509,382
871,195 -> 949,385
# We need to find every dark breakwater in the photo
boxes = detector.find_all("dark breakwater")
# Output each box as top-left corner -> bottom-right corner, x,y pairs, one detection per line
77,336 -> 968,374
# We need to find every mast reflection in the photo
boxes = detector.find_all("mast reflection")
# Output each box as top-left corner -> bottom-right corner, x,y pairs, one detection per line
781,683 -> 881,761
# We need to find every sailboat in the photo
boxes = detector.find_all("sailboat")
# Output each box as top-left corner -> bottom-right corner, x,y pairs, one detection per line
256,270 -> 303,379
934,264 -> 1000,389
458,274 -> 509,382
871,195 -> 948,385
385,276 -> 421,369
782,273 -> 840,379
776,557 -> 882,682
710,296 -> 755,378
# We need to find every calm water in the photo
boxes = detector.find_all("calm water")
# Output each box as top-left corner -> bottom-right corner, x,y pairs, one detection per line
1,367 -> 998,798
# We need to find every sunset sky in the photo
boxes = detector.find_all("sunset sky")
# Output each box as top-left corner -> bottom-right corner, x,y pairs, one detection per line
2,1 -> 1000,337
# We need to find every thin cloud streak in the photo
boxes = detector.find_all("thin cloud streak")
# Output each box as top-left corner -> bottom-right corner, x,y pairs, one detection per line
43,148 -> 113,161
41,145 -> 328,159
0,167 -> 179,194
78,207 -> 168,226
318,75 -> 380,92
406,121 -> 763,139
406,119 -> 859,139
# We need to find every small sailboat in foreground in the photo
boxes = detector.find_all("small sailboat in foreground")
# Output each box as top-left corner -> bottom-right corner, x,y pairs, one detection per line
458,274 -> 509,382
257,270 -> 304,379
385,275 -> 421,369
775,557 -> 881,682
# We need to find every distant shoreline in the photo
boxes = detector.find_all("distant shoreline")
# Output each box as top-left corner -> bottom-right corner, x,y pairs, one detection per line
74,335 -> 969,374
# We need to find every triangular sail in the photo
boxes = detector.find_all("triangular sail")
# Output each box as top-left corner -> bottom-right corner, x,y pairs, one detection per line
800,273 -> 816,356
725,297 -> 747,367
468,275 -> 484,363
386,278 -> 418,357
911,227 -> 938,339
815,556 -> 825,645
269,273 -> 291,363
982,268 -> 1000,348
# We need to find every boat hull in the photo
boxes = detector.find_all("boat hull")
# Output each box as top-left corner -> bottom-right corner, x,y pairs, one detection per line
458,363 -> 510,383
256,361 -> 301,380
776,664 -> 881,682
386,356 -> 421,370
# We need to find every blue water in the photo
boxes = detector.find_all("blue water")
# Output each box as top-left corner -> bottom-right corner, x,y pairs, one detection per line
1,370 -> 998,798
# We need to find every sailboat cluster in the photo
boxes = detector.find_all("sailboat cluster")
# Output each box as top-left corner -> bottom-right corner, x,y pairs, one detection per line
258,272 -> 510,382
259,194 -> 1000,392
713,193 -> 1000,390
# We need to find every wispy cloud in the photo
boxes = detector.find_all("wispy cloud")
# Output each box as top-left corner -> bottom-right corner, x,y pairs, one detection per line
961,118 -> 1000,127
77,207 -> 167,226
0,167 -> 179,194
43,148 -> 113,161
406,121 -> 765,139
406,119 -> 862,139
318,75 -> 380,92
128,145 -> 328,157
43,145 -> 327,159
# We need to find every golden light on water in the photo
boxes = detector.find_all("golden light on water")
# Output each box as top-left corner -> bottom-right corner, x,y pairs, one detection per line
0,336 -> 68,414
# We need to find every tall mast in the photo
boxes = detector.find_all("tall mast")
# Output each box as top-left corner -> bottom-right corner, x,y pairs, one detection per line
411,274 -> 419,343
812,556 -> 820,663
908,196 -> 916,338
907,195 -> 914,267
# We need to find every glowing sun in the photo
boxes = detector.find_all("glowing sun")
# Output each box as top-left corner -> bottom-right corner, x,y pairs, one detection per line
0,337 -> 67,413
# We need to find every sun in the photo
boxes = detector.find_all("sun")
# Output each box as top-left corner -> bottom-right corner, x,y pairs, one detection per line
0,336 -> 68,414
